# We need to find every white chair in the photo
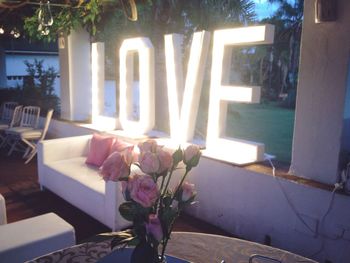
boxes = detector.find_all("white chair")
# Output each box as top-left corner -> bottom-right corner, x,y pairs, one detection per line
0,105 -> 23,148
6,106 -> 41,156
0,102 -> 18,124
20,109 -> 54,164
19,106 -> 41,129
0,102 -> 19,144
0,194 -> 76,262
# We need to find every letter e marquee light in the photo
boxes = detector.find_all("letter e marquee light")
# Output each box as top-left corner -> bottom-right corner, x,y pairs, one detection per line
206,25 -> 275,165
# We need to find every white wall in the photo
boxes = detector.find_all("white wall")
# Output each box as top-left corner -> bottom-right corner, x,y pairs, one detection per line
5,54 -> 60,96
47,119 -> 94,139
6,54 -> 59,75
187,157 -> 350,263
46,119 -> 350,263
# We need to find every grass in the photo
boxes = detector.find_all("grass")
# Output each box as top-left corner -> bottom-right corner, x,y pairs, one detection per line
196,103 -> 295,163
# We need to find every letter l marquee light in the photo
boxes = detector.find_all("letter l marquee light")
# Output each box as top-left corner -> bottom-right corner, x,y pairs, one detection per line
91,42 -> 119,130
206,25 -> 275,165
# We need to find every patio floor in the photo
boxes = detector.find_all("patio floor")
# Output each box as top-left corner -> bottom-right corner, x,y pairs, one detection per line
0,146 -> 233,243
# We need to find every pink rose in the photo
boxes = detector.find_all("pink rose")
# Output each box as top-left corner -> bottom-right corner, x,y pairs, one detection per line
184,145 -> 201,167
180,181 -> 196,202
99,152 -> 130,181
139,151 -> 160,174
145,214 -> 163,242
121,146 -> 134,166
138,139 -> 158,153
157,148 -> 173,173
128,174 -> 159,207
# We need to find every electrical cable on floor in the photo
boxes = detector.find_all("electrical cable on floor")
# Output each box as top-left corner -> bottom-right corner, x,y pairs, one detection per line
267,158 -> 316,235
266,158 -> 342,260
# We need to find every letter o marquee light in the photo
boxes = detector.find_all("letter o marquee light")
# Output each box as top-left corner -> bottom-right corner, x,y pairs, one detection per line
119,37 -> 155,135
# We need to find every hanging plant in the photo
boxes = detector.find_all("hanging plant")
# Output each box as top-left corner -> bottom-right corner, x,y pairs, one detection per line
22,0 -> 141,42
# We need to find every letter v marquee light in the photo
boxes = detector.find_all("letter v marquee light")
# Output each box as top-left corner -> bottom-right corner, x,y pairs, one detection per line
165,31 -> 210,144
205,25 -> 275,165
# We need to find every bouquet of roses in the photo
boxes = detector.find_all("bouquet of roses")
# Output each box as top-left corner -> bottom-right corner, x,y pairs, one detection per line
99,139 -> 201,263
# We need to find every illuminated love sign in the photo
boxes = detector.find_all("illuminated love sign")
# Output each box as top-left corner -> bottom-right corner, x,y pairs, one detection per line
92,24 -> 275,164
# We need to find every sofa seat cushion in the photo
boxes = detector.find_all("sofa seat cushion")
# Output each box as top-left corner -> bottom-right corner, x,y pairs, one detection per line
0,213 -> 75,263
43,157 -> 106,224
48,157 -> 105,194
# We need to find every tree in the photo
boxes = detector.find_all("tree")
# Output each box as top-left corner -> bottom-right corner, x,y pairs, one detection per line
22,59 -> 60,115
230,0 -> 303,105
265,0 -> 303,104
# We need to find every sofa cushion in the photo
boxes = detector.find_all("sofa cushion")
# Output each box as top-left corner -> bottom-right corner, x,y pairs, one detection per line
48,157 -> 105,194
110,138 -> 134,154
86,133 -> 114,167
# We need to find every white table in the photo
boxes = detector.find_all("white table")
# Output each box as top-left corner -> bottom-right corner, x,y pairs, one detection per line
29,232 -> 317,263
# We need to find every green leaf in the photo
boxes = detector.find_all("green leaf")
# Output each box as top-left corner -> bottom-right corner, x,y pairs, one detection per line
119,201 -> 137,221
172,147 -> 183,165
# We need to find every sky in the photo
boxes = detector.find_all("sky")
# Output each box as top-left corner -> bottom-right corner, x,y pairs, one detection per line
253,0 -> 295,20
253,0 -> 279,20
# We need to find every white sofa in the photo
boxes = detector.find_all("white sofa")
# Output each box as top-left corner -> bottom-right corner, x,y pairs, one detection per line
0,194 -> 6,225
0,194 -> 75,262
0,213 -> 75,263
37,135 -> 129,231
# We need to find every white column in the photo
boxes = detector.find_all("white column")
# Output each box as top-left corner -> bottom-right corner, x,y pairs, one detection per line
58,27 -> 92,121
290,0 -> 350,184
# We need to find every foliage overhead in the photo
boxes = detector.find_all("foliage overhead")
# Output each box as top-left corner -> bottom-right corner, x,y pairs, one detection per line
2,0 -> 256,42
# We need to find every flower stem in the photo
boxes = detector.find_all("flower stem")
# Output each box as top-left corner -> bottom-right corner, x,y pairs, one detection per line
172,168 -> 189,202
160,212 -> 179,261
156,175 -> 166,212
162,165 -> 174,196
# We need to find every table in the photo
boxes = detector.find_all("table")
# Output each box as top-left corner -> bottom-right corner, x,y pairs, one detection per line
28,232 -> 317,263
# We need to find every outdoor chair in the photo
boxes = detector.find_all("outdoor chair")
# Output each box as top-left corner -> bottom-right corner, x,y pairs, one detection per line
0,102 -> 18,124
5,106 -> 41,156
20,109 -> 54,164
0,105 -> 23,148
0,102 -> 18,144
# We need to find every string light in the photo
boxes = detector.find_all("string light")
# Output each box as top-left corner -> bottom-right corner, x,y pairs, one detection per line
0,26 -> 4,34
38,24 -> 50,36
10,27 -> 20,38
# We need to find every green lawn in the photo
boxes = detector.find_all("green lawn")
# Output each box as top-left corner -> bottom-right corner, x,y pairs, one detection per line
196,103 -> 295,163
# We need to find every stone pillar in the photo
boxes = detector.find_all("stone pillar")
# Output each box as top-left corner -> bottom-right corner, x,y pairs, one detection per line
58,27 -> 91,121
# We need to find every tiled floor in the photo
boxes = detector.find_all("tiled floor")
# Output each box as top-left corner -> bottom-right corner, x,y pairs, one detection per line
0,146 -> 233,243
